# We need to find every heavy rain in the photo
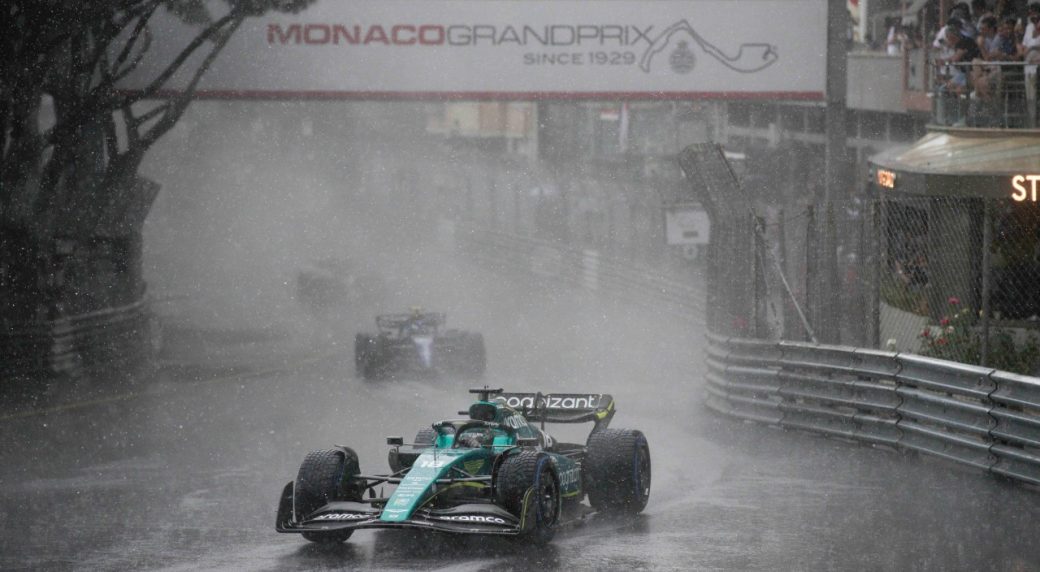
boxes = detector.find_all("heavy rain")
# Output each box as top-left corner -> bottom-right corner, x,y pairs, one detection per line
2,1 -> 1039,571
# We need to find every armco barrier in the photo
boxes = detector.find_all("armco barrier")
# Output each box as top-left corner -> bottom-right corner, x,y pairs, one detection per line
0,300 -> 152,383
456,222 -> 1040,488
707,335 -> 1040,486
456,224 -> 704,322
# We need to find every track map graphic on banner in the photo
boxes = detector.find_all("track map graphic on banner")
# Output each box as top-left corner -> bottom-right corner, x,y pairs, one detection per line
121,0 -> 827,100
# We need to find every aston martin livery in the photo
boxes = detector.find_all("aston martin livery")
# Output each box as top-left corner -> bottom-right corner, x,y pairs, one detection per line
275,388 -> 651,544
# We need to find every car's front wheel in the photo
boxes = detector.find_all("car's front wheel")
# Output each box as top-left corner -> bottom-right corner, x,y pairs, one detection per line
495,450 -> 559,544
294,448 -> 361,543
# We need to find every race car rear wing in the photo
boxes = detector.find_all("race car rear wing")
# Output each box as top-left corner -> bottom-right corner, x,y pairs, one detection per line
376,312 -> 447,330
493,392 -> 615,429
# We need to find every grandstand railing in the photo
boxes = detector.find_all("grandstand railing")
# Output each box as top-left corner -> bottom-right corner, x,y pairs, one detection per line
931,60 -> 1039,128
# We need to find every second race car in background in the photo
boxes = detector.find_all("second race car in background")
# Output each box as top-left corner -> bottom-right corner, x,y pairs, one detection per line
354,309 -> 486,379
295,257 -> 386,319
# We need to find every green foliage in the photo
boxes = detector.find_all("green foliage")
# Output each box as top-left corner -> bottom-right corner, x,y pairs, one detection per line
918,297 -> 979,364
988,331 -> 1040,376
919,297 -> 1040,375
880,273 -> 928,315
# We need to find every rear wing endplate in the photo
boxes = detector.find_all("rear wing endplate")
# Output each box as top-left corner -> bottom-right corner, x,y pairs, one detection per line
493,392 -> 615,429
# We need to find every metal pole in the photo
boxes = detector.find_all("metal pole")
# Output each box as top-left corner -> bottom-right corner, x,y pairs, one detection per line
824,0 -> 849,205
753,215 -> 768,338
805,205 -> 818,342
980,200 -> 993,366
868,200 -> 881,349
825,202 -> 841,344
777,209 -> 791,339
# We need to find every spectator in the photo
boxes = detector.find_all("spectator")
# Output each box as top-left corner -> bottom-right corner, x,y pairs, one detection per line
939,23 -> 982,95
885,16 -> 907,55
972,0 -> 993,26
994,0 -> 1015,19
954,3 -> 980,38
1024,2 -> 1040,45
934,7 -> 979,55
1022,5 -> 1040,121
972,16 -> 1016,101
1023,7 -> 1040,63
994,16 -> 1021,58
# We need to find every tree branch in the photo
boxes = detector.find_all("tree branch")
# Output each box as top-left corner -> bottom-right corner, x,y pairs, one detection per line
131,11 -> 238,102
41,10 -> 235,149
110,1 -> 161,80
138,15 -> 243,149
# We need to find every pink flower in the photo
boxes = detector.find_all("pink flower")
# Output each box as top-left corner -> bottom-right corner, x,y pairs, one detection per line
921,328 -> 931,338
940,317 -> 950,326
948,296 -> 960,305
937,338 -> 948,346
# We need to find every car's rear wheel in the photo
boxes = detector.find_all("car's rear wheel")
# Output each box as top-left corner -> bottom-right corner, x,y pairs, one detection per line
354,334 -> 369,375
495,450 -> 559,544
295,448 -> 361,543
360,338 -> 386,380
584,429 -> 651,514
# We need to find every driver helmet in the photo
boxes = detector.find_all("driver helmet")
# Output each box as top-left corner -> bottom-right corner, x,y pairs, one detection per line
458,432 -> 486,448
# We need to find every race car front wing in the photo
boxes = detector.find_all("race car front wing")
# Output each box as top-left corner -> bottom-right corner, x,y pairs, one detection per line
275,481 -> 524,536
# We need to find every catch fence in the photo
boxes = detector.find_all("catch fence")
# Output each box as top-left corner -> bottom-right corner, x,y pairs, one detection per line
677,142 -> 1040,488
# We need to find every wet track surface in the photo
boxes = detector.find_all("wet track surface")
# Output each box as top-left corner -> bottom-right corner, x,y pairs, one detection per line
2,248 -> 1039,571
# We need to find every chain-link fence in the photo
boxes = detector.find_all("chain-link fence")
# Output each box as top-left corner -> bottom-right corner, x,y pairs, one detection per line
684,143 -> 1040,376
880,195 -> 1040,373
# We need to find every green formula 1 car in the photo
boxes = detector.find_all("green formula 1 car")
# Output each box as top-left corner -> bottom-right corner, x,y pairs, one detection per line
275,388 -> 651,544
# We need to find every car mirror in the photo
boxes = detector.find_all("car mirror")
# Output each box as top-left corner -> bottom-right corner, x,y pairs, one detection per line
386,436 -> 403,446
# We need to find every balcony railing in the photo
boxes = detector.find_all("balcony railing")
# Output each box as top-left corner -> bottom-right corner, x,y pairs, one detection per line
930,61 -> 1039,128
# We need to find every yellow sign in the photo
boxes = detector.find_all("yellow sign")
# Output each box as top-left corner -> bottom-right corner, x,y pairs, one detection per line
876,169 -> 896,189
1012,175 -> 1040,202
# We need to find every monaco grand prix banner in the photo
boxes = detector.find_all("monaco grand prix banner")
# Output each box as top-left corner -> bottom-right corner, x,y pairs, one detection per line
123,0 -> 827,100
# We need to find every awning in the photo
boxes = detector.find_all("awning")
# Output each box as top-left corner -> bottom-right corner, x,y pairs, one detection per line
872,129 -> 1040,176
869,128 -> 1040,199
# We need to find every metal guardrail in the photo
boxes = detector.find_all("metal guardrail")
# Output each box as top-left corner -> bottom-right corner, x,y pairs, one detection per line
0,300 -> 153,382
457,221 -> 1040,488
706,333 -> 1040,486
455,223 -> 705,323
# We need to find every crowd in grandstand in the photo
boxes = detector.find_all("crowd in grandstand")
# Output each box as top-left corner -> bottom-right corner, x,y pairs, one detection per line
876,1 -> 1037,125
926,2 -> 1038,100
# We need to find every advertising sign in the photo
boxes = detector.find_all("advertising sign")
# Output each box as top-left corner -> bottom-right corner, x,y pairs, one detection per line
122,0 -> 827,100
665,206 -> 711,245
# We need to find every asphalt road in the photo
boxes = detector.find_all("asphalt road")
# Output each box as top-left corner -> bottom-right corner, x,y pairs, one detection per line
2,247 -> 1038,571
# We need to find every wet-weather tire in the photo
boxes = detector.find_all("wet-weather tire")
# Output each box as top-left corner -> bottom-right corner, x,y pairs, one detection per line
495,450 -> 559,544
294,449 -> 361,543
360,339 -> 386,380
584,429 -> 651,515
354,334 -> 369,375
